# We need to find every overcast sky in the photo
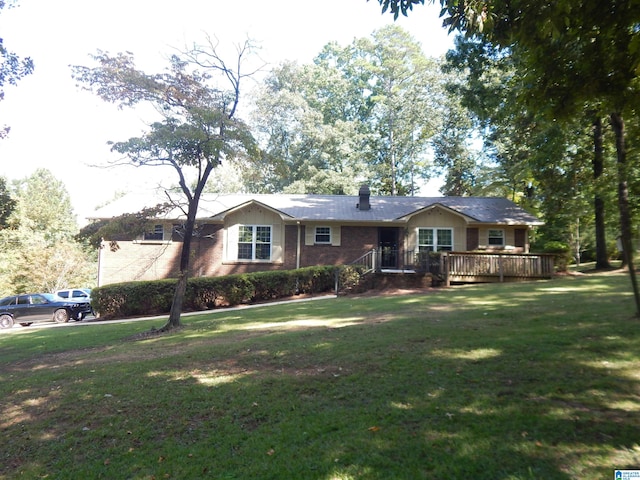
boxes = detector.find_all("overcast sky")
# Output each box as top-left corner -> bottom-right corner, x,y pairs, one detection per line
0,0 -> 454,222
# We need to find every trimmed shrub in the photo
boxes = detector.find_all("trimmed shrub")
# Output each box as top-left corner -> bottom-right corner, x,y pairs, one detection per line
92,266 -> 336,319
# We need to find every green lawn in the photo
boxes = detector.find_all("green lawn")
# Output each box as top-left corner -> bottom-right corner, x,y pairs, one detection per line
1,272 -> 639,479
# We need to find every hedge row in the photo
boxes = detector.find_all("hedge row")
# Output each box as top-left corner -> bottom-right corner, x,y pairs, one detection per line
92,266 -> 338,319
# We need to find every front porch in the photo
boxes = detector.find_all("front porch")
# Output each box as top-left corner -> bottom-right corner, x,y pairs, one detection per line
350,249 -> 555,285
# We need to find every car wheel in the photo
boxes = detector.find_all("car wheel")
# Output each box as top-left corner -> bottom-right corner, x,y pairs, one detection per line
20,323 -> 33,327
53,309 -> 70,323
0,314 -> 14,329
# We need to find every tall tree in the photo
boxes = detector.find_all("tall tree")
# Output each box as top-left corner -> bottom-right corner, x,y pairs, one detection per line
0,169 -> 95,295
72,40 -> 258,330
431,92 -> 479,196
252,25 -> 442,195
251,61 -> 370,194
375,0 -> 640,313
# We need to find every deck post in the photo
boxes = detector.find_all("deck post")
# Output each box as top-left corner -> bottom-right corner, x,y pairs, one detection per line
444,252 -> 450,287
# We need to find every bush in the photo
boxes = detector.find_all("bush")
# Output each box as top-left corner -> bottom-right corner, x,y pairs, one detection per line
92,266 -> 336,319
543,241 -> 572,272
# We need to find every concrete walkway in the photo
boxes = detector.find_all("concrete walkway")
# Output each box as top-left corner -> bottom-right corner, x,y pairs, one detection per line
3,294 -> 339,332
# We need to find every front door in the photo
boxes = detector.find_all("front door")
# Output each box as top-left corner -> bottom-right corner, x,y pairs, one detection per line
379,228 -> 398,269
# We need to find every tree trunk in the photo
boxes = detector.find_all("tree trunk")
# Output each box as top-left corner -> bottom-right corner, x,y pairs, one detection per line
162,164 -> 214,331
592,116 -> 610,269
610,112 -> 640,317
162,204 -> 197,331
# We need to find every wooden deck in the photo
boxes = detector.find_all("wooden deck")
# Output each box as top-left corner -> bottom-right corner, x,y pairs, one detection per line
349,249 -> 555,285
440,251 -> 555,285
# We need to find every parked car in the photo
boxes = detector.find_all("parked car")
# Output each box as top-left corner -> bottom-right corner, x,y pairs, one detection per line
55,288 -> 92,303
56,288 -> 94,316
0,293 -> 93,329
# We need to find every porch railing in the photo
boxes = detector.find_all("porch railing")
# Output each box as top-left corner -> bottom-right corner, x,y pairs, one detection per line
345,249 -> 555,287
348,249 -> 377,274
443,251 -> 555,283
392,249 -> 555,283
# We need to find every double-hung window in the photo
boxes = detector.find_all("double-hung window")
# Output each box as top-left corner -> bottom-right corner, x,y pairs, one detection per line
488,229 -> 505,246
238,225 -> 272,261
315,226 -> 331,244
418,228 -> 453,252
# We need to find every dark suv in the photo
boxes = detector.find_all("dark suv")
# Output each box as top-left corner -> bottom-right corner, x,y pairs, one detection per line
0,293 -> 93,329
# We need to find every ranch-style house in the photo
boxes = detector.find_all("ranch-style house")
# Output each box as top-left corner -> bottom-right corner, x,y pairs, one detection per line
91,186 -> 545,286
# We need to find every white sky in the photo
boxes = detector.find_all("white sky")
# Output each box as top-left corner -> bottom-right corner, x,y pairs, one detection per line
0,0 -> 454,223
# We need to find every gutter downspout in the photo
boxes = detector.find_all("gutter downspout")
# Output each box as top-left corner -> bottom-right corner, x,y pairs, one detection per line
296,221 -> 301,269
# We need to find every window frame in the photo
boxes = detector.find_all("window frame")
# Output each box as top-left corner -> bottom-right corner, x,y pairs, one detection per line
237,225 -> 272,262
314,226 -> 332,244
488,229 -> 505,246
417,227 -> 454,252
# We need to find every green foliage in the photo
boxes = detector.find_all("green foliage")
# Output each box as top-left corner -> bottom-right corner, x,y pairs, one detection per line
92,266 -> 337,319
541,240 -> 572,272
77,203 -> 174,249
372,0 -> 425,19
0,169 -> 96,296
251,25 -> 442,195
0,176 -> 15,228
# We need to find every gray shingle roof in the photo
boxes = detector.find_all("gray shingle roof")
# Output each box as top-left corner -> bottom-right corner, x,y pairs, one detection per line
91,193 -> 542,226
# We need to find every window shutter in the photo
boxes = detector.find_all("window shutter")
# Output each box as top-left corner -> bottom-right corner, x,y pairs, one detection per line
332,226 -> 341,246
305,225 -> 314,246
225,224 -> 239,261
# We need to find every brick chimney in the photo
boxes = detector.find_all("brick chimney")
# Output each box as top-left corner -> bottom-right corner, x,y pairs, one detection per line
357,184 -> 371,211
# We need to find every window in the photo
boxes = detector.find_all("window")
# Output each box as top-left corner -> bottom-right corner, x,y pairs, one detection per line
315,226 -> 331,244
144,224 -> 164,241
0,296 -> 15,306
418,228 -> 453,252
488,229 -> 505,246
238,225 -> 271,261
30,295 -> 47,305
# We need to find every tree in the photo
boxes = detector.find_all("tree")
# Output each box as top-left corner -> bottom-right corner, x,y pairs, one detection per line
431,93 -> 479,196
250,61 -> 371,194
251,26 -> 442,196
72,39 -> 258,331
322,25 -> 442,195
0,176 -> 15,228
0,0 -> 34,138
0,169 -> 95,296
374,0 -> 640,313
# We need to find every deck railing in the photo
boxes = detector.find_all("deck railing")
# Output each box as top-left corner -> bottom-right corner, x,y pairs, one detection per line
441,251 -> 554,284
345,249 -> 555,287
406,250 -> 555,283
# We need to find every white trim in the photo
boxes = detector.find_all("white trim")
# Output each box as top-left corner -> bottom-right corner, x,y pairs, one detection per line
237,224 -> 272,262
314,226 -> 332,244
417,227 -> 454,252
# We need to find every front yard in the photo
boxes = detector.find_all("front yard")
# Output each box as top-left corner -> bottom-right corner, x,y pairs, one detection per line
1,271 -> 639,479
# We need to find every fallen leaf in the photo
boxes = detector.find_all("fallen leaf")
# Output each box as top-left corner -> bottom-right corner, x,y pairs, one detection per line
266,449 -> 275,456
158,455 -> 165,463
104,458 -> 110,465
368,426 -> 380,432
